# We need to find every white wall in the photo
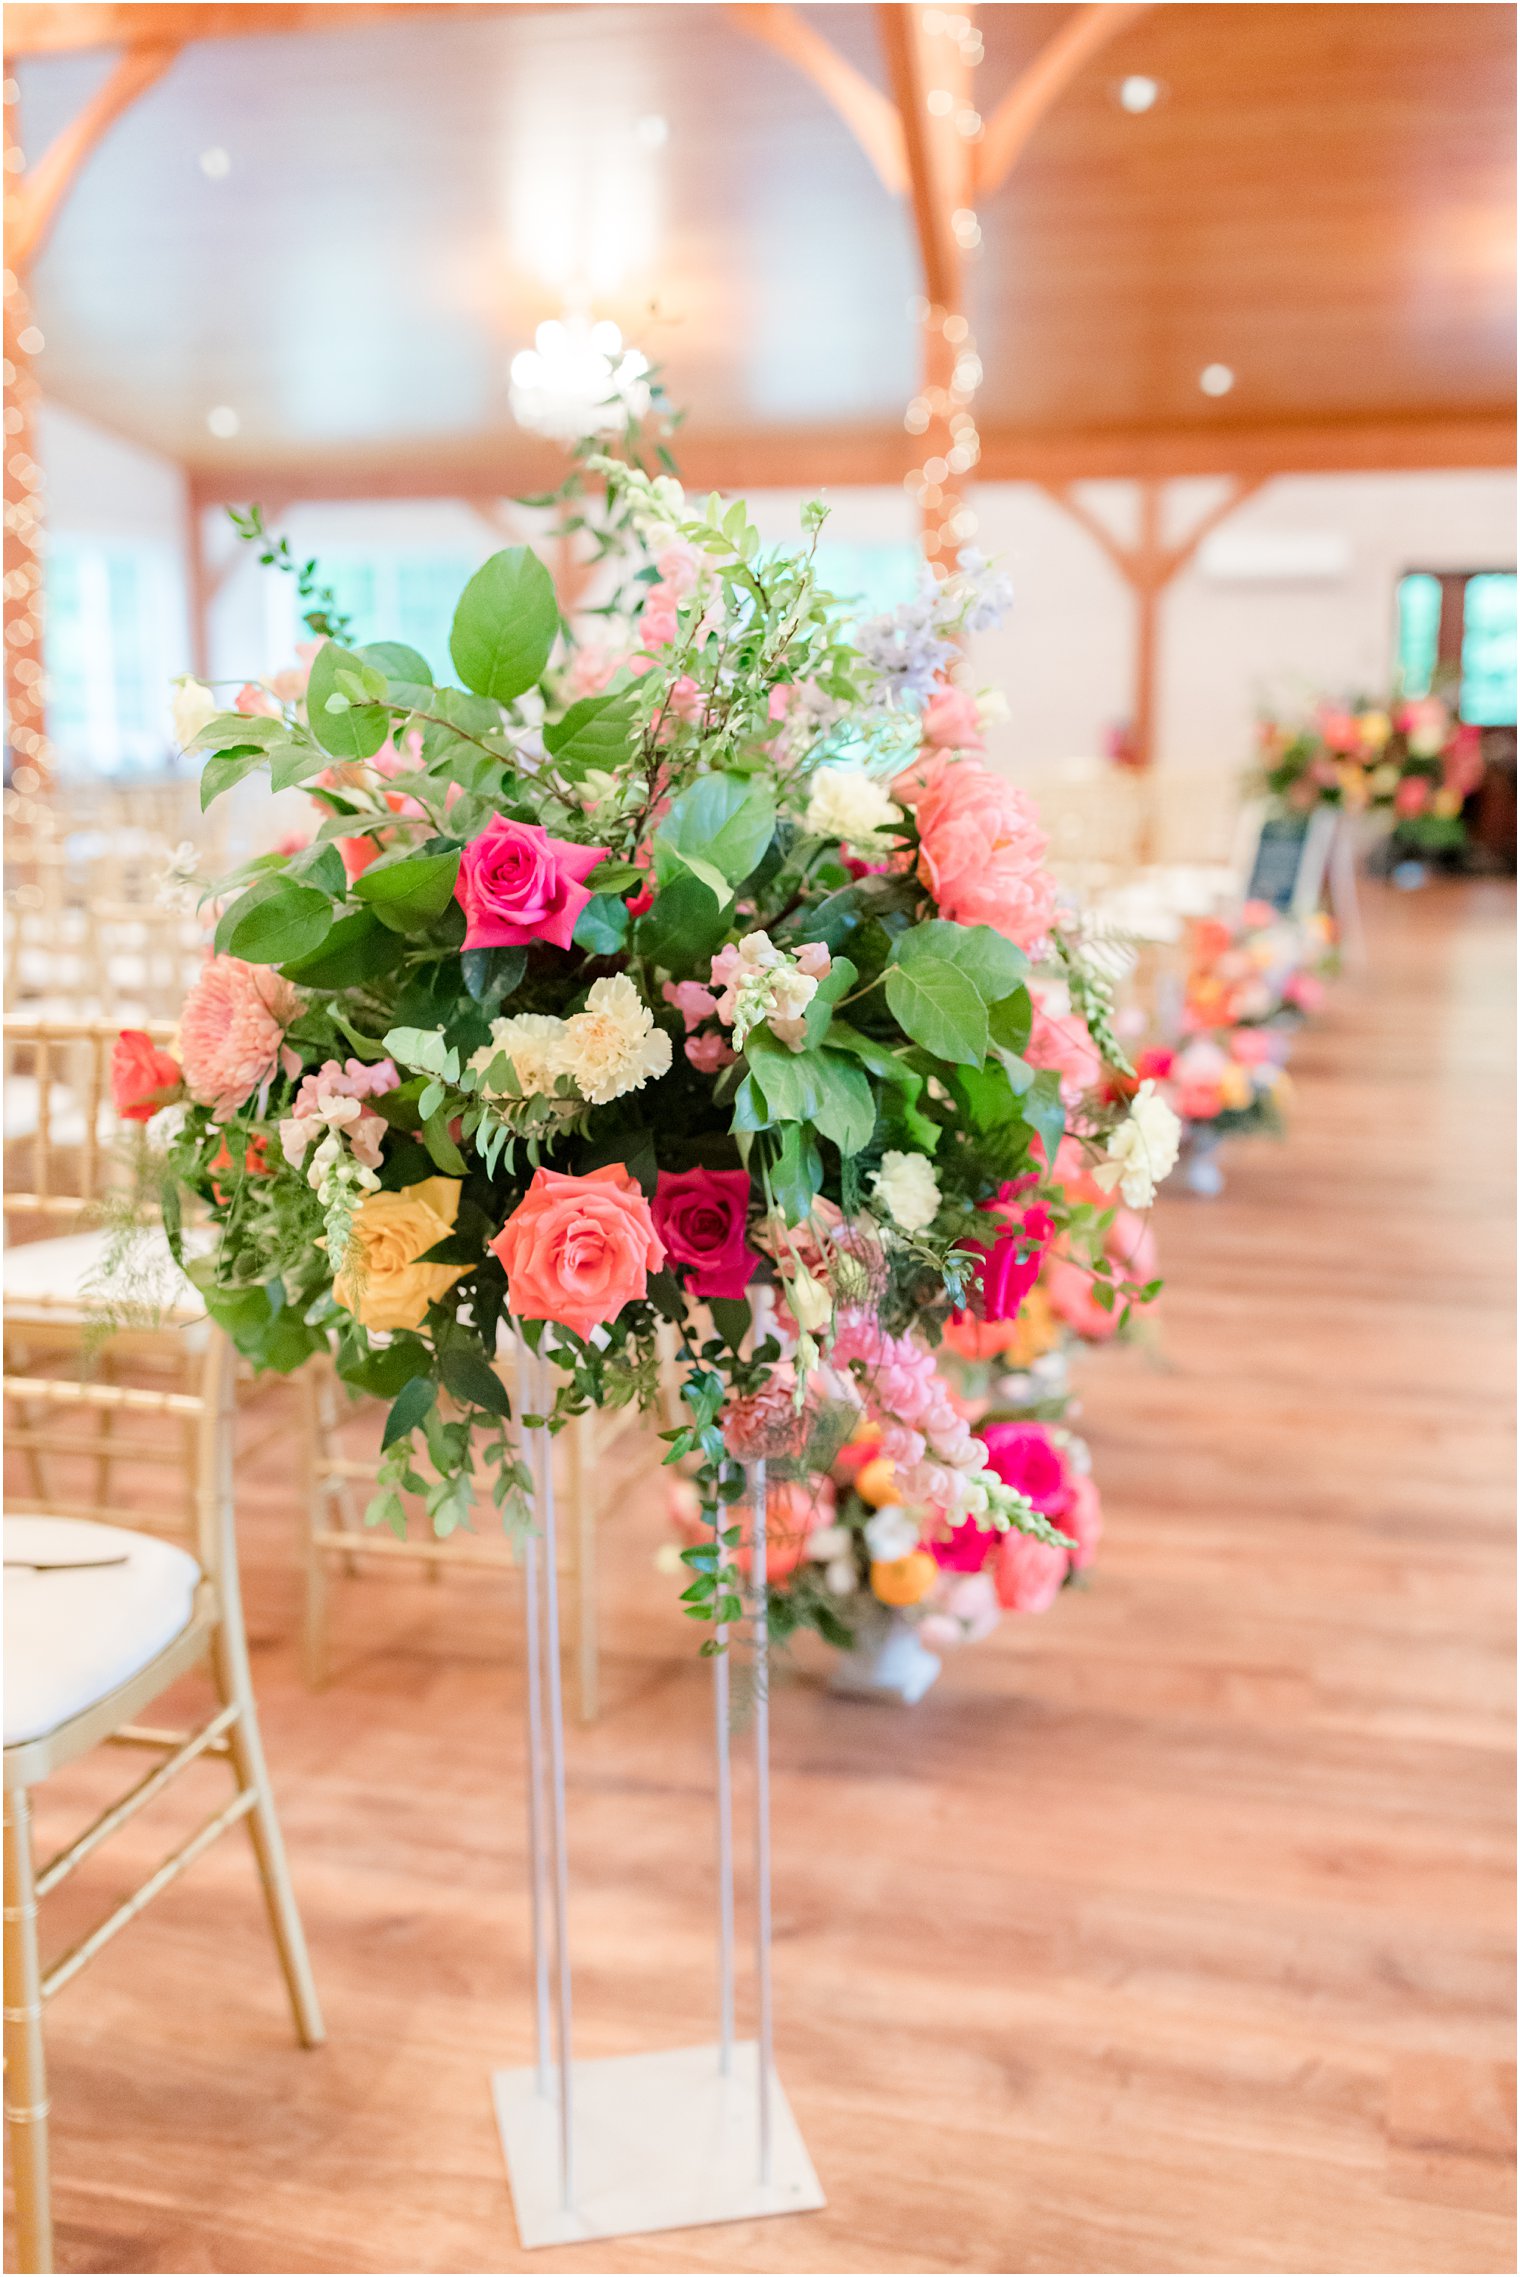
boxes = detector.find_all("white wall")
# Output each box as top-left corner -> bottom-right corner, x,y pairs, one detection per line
743,469 -> 1516,780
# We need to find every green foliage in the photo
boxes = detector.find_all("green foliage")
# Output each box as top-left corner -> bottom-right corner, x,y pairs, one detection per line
449,546 -> 559,702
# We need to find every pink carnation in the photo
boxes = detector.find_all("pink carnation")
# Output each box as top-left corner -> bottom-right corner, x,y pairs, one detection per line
179,956 -> 300,1120
907,752 -> 1057,952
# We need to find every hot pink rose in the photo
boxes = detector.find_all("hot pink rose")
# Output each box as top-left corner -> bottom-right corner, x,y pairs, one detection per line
455,816 -> 609,952
111,1030 -> 183,1122
179,956 -> 299,1120
979,1421 -> 1073,1520
920,685 -> 984,752
929,1518 -> 998,1574
1395,776 -> 1432,818
907,752 -> 1057,952
490,1163 -> 664,1340
652,1168 -> 757,1301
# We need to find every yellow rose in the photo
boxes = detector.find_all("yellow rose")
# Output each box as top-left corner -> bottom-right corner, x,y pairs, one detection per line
870,1551 -> 938,1607
334,1175 -> 467,1332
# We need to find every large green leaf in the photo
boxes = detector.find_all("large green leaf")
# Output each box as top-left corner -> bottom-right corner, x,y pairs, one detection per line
908,919 -> 1027,1003
637,870 -> 731,973
352,847 -> 461,930
281,909 -> 405,990
357,640 -> 434,687
217,876 -> 333,967
200,746 -> 267,810
544,688 -> 639,772
439,1341 -> 512,1417
744,1034 -> 874,1155
381,1372 -> 437,1449
659,774 -> 776,885
306,640 -> 391,760
829,1018 -> 939,1150
771,1123 -> 822,1221
449,546 -> 559,702
884,945 -> 988,1067
268,738 -> 331,793
190,711 -> 286,753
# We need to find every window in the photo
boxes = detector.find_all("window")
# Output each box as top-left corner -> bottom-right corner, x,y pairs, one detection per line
43,539 -> 187,776
296,552 -> 482,682
811,540 -> 924,621
1396,568 -> 1517,727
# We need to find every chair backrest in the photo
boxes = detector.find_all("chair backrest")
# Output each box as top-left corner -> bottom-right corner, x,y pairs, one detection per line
3,1328 -> 237,1577
3,1014 -> 174,1235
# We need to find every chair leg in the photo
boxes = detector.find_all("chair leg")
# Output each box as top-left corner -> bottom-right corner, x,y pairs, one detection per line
4,1786 -> 53,2275
210,1632 -> 325,2050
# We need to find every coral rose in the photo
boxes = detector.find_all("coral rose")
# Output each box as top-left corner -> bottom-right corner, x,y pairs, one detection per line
111,1030 -> 183,1122
653,1168 -> 757,1301
454,816 -> 609,952
994,1532 -> 1069,1613
908,752 -> 1057,951
178,956 -> 299,1119
334,1175 -> 467,1333
490,1162 -> 664,1340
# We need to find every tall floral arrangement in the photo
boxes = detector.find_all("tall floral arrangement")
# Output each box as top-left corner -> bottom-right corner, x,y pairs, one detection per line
1257,692 -> 1481,855
126,450 -> 1177,1642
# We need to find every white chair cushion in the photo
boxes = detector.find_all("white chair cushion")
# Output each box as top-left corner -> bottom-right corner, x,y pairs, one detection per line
4,1514 -> 202,1746
4,1226 -> 208,1326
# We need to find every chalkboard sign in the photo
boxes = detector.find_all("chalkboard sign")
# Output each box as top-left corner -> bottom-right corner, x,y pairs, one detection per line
1244,807 -> 1337,915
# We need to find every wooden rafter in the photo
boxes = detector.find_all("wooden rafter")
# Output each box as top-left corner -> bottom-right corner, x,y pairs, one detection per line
876,3 -> 968,313
2,3 -> 467,57
976,2 -> 1152,197
7,41 -> 182,271
726,4 -> 906,195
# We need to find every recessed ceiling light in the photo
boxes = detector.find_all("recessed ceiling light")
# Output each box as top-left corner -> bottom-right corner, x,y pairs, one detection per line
1199,364 -> 1235,397
199,146 -> 231,178
206,405 -> 240,437
1117,74 -> 1163,113
634,114 -> 668,149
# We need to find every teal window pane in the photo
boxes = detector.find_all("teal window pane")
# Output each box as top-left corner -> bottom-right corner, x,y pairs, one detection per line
394,558 -> 474,680
44,544 -> 90,752
814,541 -> 923,618
322,561 -> 380,642
1460,572 -> 1517,727
106,553 -> 149,734
1396,571 -> 1441,699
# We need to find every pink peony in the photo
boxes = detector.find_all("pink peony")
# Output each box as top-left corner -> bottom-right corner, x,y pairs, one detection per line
454,816 -> 608,952
652,1167 -> 758,1301
920,685 -> 984,753
906,752 -> 1057,952
179,956 -> 300,1120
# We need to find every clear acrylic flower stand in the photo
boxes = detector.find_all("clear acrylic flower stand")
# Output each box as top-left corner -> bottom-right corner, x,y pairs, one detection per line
491,1346 -> 825,2248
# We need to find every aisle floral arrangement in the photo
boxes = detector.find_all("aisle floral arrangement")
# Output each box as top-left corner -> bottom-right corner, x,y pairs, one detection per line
1257,691 -> 1481,857
118,437 -> 1180,1648
1130,901 -> 1333,1182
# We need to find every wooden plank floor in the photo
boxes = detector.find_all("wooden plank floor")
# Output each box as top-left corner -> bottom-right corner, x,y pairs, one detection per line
7,878 -> 1515,2275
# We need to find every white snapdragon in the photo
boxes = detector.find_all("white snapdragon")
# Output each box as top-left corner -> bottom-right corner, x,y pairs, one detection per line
1093,1079 -> 1182,1208
804,763 -> 902,851
870,1150 -> 942,1235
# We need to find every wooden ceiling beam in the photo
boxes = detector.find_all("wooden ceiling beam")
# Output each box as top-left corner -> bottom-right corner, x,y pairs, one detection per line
172,409 -> 1516,511
976,2 -> 1152,198
7,40 -> 181,272
876,3 -> 968,316
2,4 -> 467,57
726,5 -> 906,195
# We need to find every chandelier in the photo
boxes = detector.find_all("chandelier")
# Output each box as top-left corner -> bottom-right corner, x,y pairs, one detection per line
508,315 -> 652,444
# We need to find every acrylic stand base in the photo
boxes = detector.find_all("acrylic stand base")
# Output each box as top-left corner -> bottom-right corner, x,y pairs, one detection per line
492,2041 -> 825,2248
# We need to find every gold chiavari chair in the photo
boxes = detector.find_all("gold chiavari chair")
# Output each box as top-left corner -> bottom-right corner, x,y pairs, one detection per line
3,1335 -> 325,2275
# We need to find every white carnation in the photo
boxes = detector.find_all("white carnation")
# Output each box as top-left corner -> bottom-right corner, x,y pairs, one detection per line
864,1505 -> 921,1562
870,1149 -> 941,1235
557,974 -> 672,1106
804,763 -> 902,850
472,1013 -> 567,1098
171,677 -> 219,749
1093,1079 -> 1181,1208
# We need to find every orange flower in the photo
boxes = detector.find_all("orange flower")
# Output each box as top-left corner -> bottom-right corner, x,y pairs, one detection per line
870,1551 -> 938,1607
111,1029 -> 182,1122
490,1163 -> 664,1340
208,1131 -> 271,1203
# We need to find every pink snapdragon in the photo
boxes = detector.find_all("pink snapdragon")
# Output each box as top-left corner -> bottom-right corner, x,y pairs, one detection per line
710,932 -> 832,1051
279,1057 -> 400,1179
